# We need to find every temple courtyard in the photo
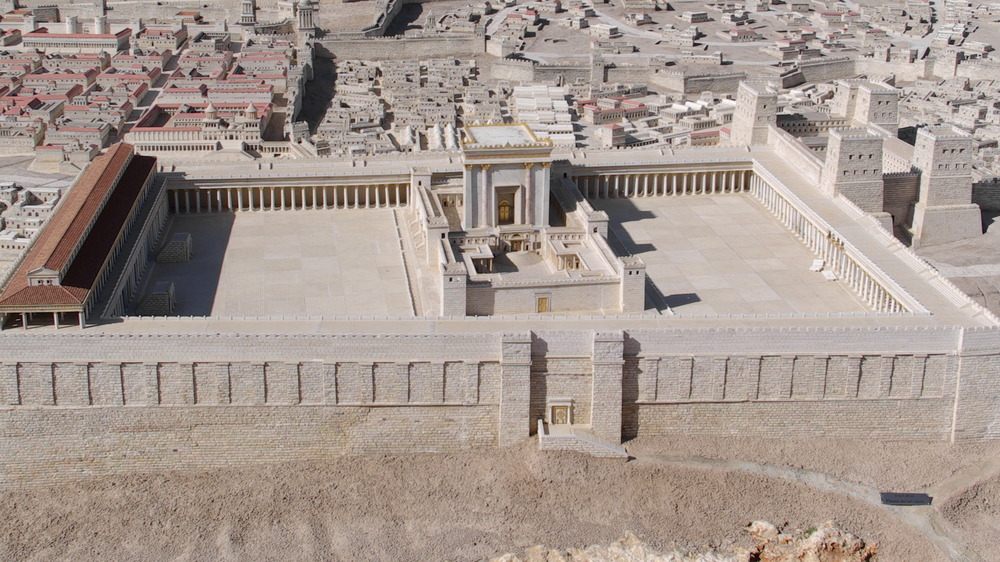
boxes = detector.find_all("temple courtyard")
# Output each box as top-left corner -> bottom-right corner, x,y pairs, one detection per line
596,194 -> 869,315
139,209 -> 414,317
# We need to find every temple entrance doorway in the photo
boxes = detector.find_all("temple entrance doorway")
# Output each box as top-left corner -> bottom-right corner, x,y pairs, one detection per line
496,186 -> 518,225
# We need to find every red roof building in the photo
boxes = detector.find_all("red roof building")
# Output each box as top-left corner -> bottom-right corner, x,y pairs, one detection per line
0,143 -> 157,328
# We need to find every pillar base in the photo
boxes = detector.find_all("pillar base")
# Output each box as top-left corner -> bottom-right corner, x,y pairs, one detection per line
909,203 -> 982,249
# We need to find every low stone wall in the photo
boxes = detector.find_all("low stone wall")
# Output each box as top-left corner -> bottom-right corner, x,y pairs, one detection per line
466,278 -> 621,316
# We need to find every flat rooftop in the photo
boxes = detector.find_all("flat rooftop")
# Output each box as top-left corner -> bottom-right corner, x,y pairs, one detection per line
139,209 -> 414,317
596,194 -> 869,315
463,124 -> 546,147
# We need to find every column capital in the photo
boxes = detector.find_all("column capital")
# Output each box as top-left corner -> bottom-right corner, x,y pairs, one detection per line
523,162 -> 534,169
481,164 -> 491,171
541,162 -> 552,168
464,164 -> 475,171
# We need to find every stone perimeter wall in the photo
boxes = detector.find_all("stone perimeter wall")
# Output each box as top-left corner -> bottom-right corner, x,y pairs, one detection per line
1,325 -> 999,486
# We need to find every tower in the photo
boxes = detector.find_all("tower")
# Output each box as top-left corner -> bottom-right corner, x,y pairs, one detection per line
730,81 -> 777,146
909,126 -> 982,247
832,80 -> 899,134
296,0 -> 316,35
854,83 -> 899,134
820,128 -> 884,214
240,0 -> 256,26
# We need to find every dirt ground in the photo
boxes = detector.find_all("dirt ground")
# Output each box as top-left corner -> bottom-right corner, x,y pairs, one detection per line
3,437 -> 999,561
940,473 -> 1000,560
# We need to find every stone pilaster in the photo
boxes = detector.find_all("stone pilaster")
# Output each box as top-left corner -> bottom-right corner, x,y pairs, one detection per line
591,330 -> 624,444
499,332 -> 532,447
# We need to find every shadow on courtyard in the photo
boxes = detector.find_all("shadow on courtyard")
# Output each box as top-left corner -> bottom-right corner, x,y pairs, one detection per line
137,213 -> 235,316
592,196 -> 697,313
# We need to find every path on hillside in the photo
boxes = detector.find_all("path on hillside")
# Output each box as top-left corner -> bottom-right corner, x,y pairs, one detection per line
630,451 -> 995,562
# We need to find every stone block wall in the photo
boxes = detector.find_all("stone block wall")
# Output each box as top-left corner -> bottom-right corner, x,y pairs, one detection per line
883,173 -> 920,226
466,279 -> 622,316
316,35 -> 485,61
0,359 -> 497,408
794,57 -> 856,84
0,406 -> 498,487
530,357 -> 593,428
972,180 -> 1000,212
1,325 -> 1000,484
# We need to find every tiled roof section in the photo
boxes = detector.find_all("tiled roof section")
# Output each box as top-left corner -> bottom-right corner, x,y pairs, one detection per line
60,154 -> 155,291
0,143 -> 156,309
45,142 -> 133,272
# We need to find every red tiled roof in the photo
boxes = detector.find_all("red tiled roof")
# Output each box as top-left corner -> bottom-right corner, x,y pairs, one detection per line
0,143 -> 156,310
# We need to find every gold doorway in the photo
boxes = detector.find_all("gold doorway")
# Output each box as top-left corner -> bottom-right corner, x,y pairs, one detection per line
498,199 -> 513,224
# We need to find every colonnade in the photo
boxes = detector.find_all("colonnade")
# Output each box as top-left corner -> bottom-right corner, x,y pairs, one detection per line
103,189 -> 170,318
168,184 -> 409,214
574,170 -> 751,200
748,174 -> 908,314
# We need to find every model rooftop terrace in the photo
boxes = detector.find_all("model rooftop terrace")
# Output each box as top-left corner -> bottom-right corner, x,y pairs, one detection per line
462,123 -> 552,148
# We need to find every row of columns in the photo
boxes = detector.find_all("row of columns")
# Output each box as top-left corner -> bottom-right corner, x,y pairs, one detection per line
14,311 -> 84,330
170,184 -> 408,214
106,190 -> 170,318
575,170 -> 751,200
748,174 -> 905,314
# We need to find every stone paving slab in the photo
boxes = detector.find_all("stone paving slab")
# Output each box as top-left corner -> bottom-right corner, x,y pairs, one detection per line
595,194 -> 869,315
140,210 -> 414,317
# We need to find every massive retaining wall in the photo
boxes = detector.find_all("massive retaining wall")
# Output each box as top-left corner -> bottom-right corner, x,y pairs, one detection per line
1,324 -> 998,486
315,34 -> 485,60
651,71 -> 748,93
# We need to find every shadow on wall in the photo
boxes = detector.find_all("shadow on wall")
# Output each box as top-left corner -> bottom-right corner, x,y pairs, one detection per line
136,213 -> 236,316
298,57 -> 335,132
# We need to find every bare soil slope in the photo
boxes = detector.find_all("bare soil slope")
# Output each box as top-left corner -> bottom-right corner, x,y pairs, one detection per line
0,441 -> 944,561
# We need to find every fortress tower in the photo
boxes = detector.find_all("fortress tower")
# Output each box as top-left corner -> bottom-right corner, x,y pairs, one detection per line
821,128 -> 885,214
731,81 -> 777,146
831,80 -> 899,134
240,0 -> 257,26
909,126 -> 982,247
296,0 -> 317,35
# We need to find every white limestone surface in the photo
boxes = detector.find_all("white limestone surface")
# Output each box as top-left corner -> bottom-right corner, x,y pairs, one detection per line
142,209 -> 414,317
595,194 -> 869,315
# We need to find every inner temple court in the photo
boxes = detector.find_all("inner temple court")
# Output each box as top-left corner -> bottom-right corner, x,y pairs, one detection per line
142,210 -> 413,317
595,194 -> 868,315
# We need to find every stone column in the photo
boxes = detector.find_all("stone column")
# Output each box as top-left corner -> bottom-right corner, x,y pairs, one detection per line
523,163 -> 534,225
499,332 -> 532,447
592,331 -> 624,443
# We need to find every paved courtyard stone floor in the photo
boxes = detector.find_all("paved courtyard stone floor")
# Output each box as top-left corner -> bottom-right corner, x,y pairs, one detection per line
142,209 -> 414,317
594,194 -> 869,315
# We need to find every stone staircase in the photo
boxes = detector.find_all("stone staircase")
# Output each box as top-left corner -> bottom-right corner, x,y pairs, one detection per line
537,420 -> 628,458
